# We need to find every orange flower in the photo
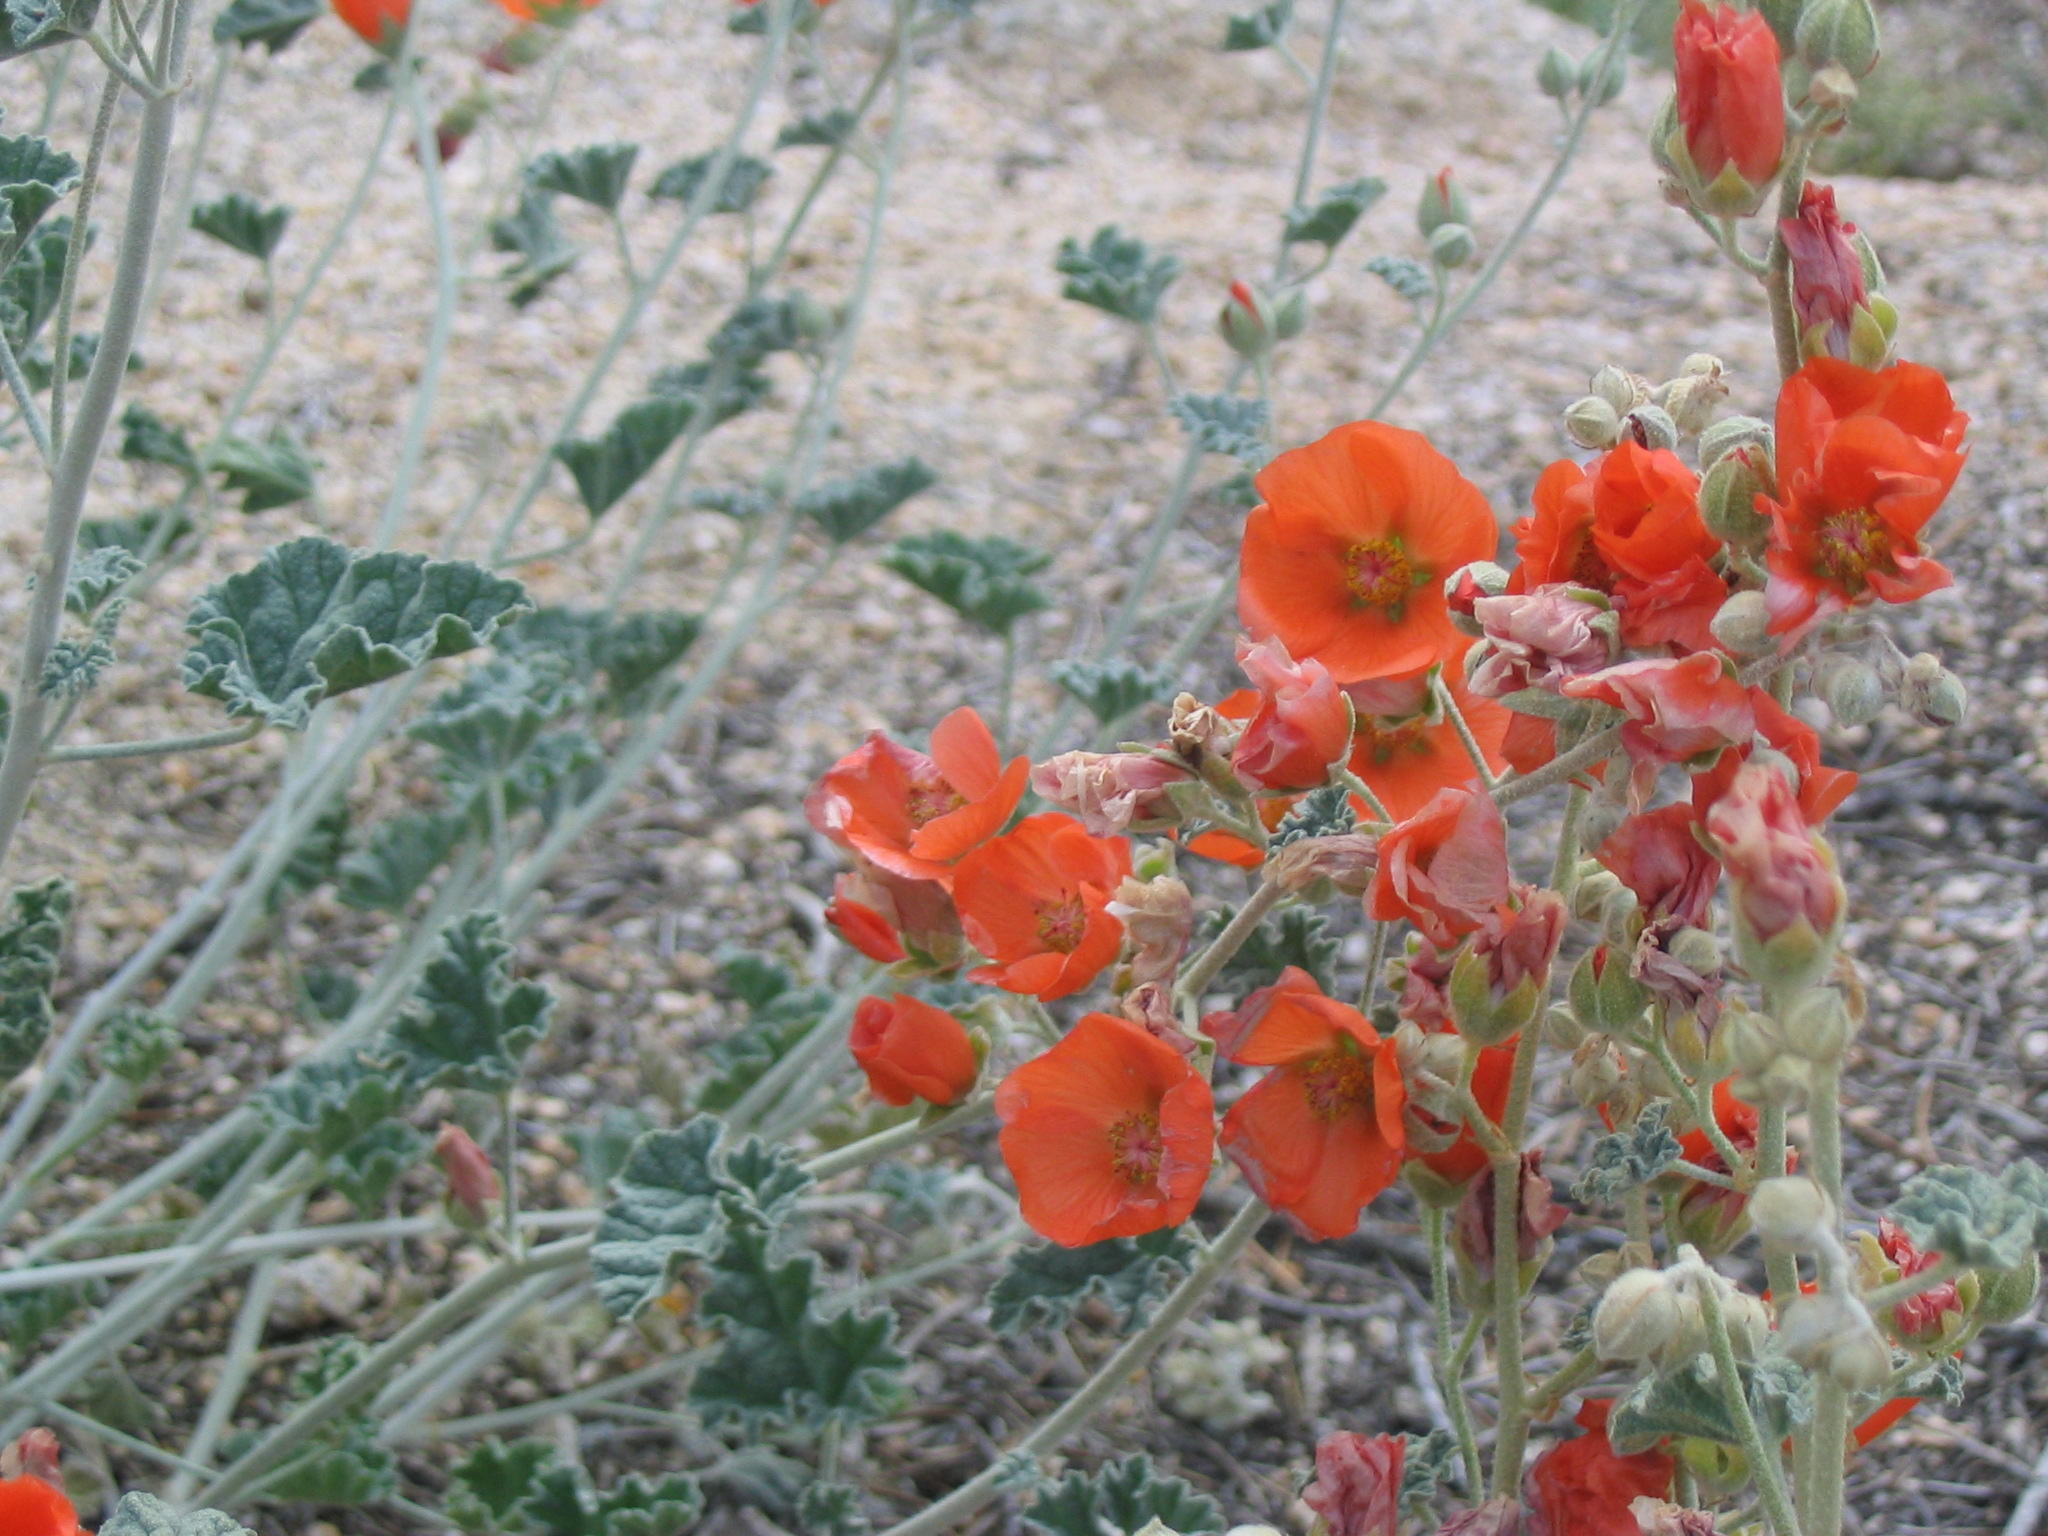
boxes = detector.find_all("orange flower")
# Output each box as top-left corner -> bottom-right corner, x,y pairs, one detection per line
1670,1081 -> 1764,1254
1238,422 -> 1497,683
824,856 -> 963,968
1344,662 -> 1508,823
0,1476 -> 85,1536
954,814 -> 1131,1000
1688,689 -> 1857,825
1233,637 -> 1353,792
1671,0 -> 1787,215
1510,445 -> 1726,654
806,707 -> 1029,886
1524,1400 -> 1673,1536
1762,359 -> 1968,639
331,0 -> 409,50
1204,969 -> 1406,1240
995,1012 -> 1214,1245
1595,804 -> 1719,929
851,994 -> 979,1107
1367,786 -> 1509,948
492,0 -> 599,20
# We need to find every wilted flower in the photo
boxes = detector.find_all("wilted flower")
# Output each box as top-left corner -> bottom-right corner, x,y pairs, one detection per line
435,1124 -> 502,1228
1466,586 -> 1619,697
1232,636 -> 1353,791
1302,1430 -> 1404,1536
1108,875 -> 1195,988
1032,750 -> 1190,837
1781,182 -> 1890,367
1704,763 -> 1845,988
1523,1400 -> 1674,1536
1368,786 -> 1511,948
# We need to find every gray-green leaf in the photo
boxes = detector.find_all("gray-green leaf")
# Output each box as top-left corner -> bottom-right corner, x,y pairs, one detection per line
1169,391 -> 1271,465
1366,252 -> 1434,306
377,910 -> 552,1094
212,0 -> 323,51
1049,658 -> 1174,727
1283,175 -> 1387,248
1055,225 -> 1181,324
192,191 -> 291,260
797,458 -> 938,544
1222,0 -> 1290,50
648,152 -> 771,213
0,876 -> 70,1082
0,132 -> 80,266
882,530 -> 1051,636
119,401 -> 201,477
990,1227 -> 1201,1336
491,190 -> 578,307
554,395 -> 691,520
96,1493 -> 255,1536
776,109 -> 856,149
1891,1161 -> 2048,1271
209,427 -> 315,513
527,143 -> 639,212
1024,1455 -> 1222,1536
1572,1101 -> 1682,1206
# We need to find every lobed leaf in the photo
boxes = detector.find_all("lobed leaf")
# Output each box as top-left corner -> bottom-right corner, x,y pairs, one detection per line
325,1120 -> 427,1214
446,1437 -> 559,1533
1048,658 -> 1174,727
990,1227 -> 1201,1336
37,620 -> 116,700
412,653 -> 576,782
78,508 -> 196,558
648,152 -> 771,213
97,1005 -> 177,1085
527,143 -> 639,212
1572,1101 -> 1682,1206
259,1054 -> 407,1158
1272,783 -> 1357,846
181,536 -> 531,730
191,192 -> 291,261
378,911 -> 552,1095
1398,1431 -> 1459,1520
336,808 -> 467,912
1054,225 -> 1181,324
776,109 -> 857,149
119,401 -> 202,478
1365,252 -> 1434,306
591,1117 -> 734,1319
797,458 -> 938,545
1024,1455 -> 1222,1536
0,131 -> 80,264
1890,1161 -> 2048,1271
209,427 -> 315,513
1221,0 -> 1291,49
1606,1351 -> 1809,1457
212,0 -> 324,51
554,396 -> 691,520
1200,902 -> 1337,996
0,877 -> 72,1083
96,1495 -> 254,1536
491,190 -> 578,307
883,530 -> 1051,636
1169,391 -> 1271,466
62,545 -> 140,619
1282,175 -> 1387,248
1,216 -> 77,352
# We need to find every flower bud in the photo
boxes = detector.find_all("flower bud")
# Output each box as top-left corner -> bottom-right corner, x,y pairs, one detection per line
1218,280 -> 1278,359
1578,44 -> 1626,107
1569,945 -> 1649,1035
1814,653 -> 1884,727
1569,866 -> 1628,925
1796,0 -> 1881,78
1975,1253 -> 2041,1326
1429,222 -> 1477,271
1698,413 -> 1771,471
1623,403 -> 1679,452
1417,167 -> 1470,237
1698,447 -> 1774,550
1564,395 -> 1624,451
1749,1176 -> 1832,1249
1537,45 -> 1577,100
1706,764 -> 1845,994
1899,652 -> 1967,728
1778,1290 -> 1868,1367
1568,1036 -> 1626,1108
1543,1002 -> 1588,1050
1825,1325 -> 1896,1392
1657,354 -> 1728,436
1757,0 -> 1804,47
1672,0 -> 1789,217
1707,591 -> 1771,657
1783,985 -> 1855,1063
1273,286 -> 1310,341
1722,1290 -> 1775,1358
436,1123 -> 501,1230
1594,1268 -> 1684,1361
1446,560 -> 1511,635
1589,363 -> 1641,414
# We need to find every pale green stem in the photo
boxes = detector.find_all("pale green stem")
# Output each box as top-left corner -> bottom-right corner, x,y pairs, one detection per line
1175,880 -> 1284,1005
371,1269 -> 575,1436
45,719 -> 262,761
801,1095 -> 994,1181
1696,1263 -> 1803,1536
1548,782 -> 1587,895
1646,1031 -> 1745,1179
48,69 -> 122,458
140,40 -> 230,326
0,326 -> 53,470
1764,133 -> 1818,385
1427,1206 -> 1483,1495
871,1199 -> 1268,1536
1487,1023 -> 1542,1498
1434,674 -> 1497,791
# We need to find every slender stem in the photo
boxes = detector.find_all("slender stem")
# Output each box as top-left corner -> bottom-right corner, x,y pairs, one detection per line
45,719 -> 262,761
1530,1342 -> 1599,1417
1487,1024 -> 1542,1497
1807,1061 -> 1843,1208
995,630 -> 1018,746
0,326 -> 54,471
724,968 -> 876,1133
1434,674 -> 1497,791
871,1199 -> 1268,1536
1696,1263 -> 1803,1536
801,1095 -> 994,1181
1646,1030 -> 1744,1179
1175,880 -> 1284,1005
140,40 -> 230,325
1427,1206 -> 1483,1494
1548,782 -> 1587,895
49,70 -> 122,458
1763,135 -> 1817,385
1282,0 -> 1347,221
1490,724 -> 1622,807
0,0 -> 193,881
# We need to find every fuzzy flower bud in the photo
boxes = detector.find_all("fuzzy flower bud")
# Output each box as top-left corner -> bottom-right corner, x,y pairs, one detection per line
1623,403 -> 1680,452
1564,394 -> 1624,451
1699,443 -> 1775,549
1417,167 -> 1470,237
1748,1176 -> 1832,1249
1450,886 -> 1568,1047
1705,764 -> 1845,993
1899,653 -> 1967,728
1568,1036 -> 1626,1108
436,1124 -> 502,1229
1814,653 -> 1884,727
1219,280 -> 1280,359
1698,413 -> 1771,470
1796,0 -> 1881,78
1536,44 -> 1577,100
1782,183 -> 1894,368
1589,364 -> 1642,414
1428,223 -> 1477,270
1657,354 -> 1729,436
1579,44 -> 1627,106
1445,561 -> 1511,636
1780,1290 -> 1891,1390
1593,1268 -> 1685,1361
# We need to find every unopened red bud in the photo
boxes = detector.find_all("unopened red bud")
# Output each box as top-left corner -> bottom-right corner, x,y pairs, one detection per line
1417,166 -> 1470,237
1624,403 -> 1679,451
1218,280 -> 1276,358
436,1124 -> 501,1227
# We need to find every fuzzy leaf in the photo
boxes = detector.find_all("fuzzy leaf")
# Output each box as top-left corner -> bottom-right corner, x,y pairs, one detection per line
990,1227 -> 1200,1336
336,808 -> 467,912
491,190 -> 578,307
18,328 -> 99,390
1169,391 -> 1270,465
1398,1431 -> 1458,1520
0,132 -> 80,264
1048,658 -> 1174,727
1572,1101 -> 1681,1206
798,1484 -> 870,1536
527,143 -> 638,212
191,192 -> 290,261
776,109 -> 856,149
325,1120 -> 427,1214
78,508 -> 196,558
182,536 -> 531,730
1890,1162 -> 2048,1271
1221,0 -> 1290,49
37,621 -> 116,699
0,1282 -> 92,1359
649,357 -> 774,426
97,1006 -> 176,1085
1055,226 -> 1181,324
1282,175 -> 1387,248
63,544 -> 140,618
1272,783 -> 1358,846
696,973 -> 831,1113
593,610 -> 702,706
690,485 -> 772,522
1895,1354 -> 1965,1407
519,1466 -> 703,1536
119,402 -> 201,477
797,458 -> 938,545
1,216 -> 75,351
648,152 -> 771,212
301,968 -> 361,1022
707,293 -> 807,368
554,396 -> 691,520
412,654 -> 575,781
1024,1455 -> 1222,1536
379,911 -> 552,1094
447,1437 -> 559,1533
883,530 -> 1051,636
1607,1351 -> 1809,1457
1201,902 -> 1337,996
591,1117 -> 734,1319
259,1055 -> 407,1158
258,1420 -> 396,1506
1365,252 -> 1434,306
96,1495 -> 254,1536
212,0 -> 323,51
209,428 -> 315,513
0,877 -> 71,1082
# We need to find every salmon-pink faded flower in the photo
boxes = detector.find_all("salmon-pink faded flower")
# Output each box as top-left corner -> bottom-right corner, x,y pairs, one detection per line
1523,1400 -> 1673,1536
491,0 -> 599,20
1368,786 -> 1511,948
825,856 -> 963,968
850,994 -> 979,1108
1107,875 -> 1194,989
1454,1150 -> 1567,1273
1596,804 -> 1720,929
1345,663 -> 1509,824
1032,751 -> 1190,837
435,1124 -> 501,1226
1451,888 -> 1569,1045
1761,359 -> 1968,639
1466,585 -> 1619,697
1561,654 -> 1756,805
1239,422 -> 1499,683
4,1431 -> 61,1486
1203,968 -> 1407,1241
1436,1501 -> 1528,1535
1232,636 -> 1353,791
805,707 -> 1029,885
1703,762 -> 1844,947
1671,0 -> 1787,216
1302,1430 -> 1404,1536
955,815 -> 1131,1000
1688,689 -> 1858,826
995,1012 -> 1214,1246
1509,446 -> 1727,654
